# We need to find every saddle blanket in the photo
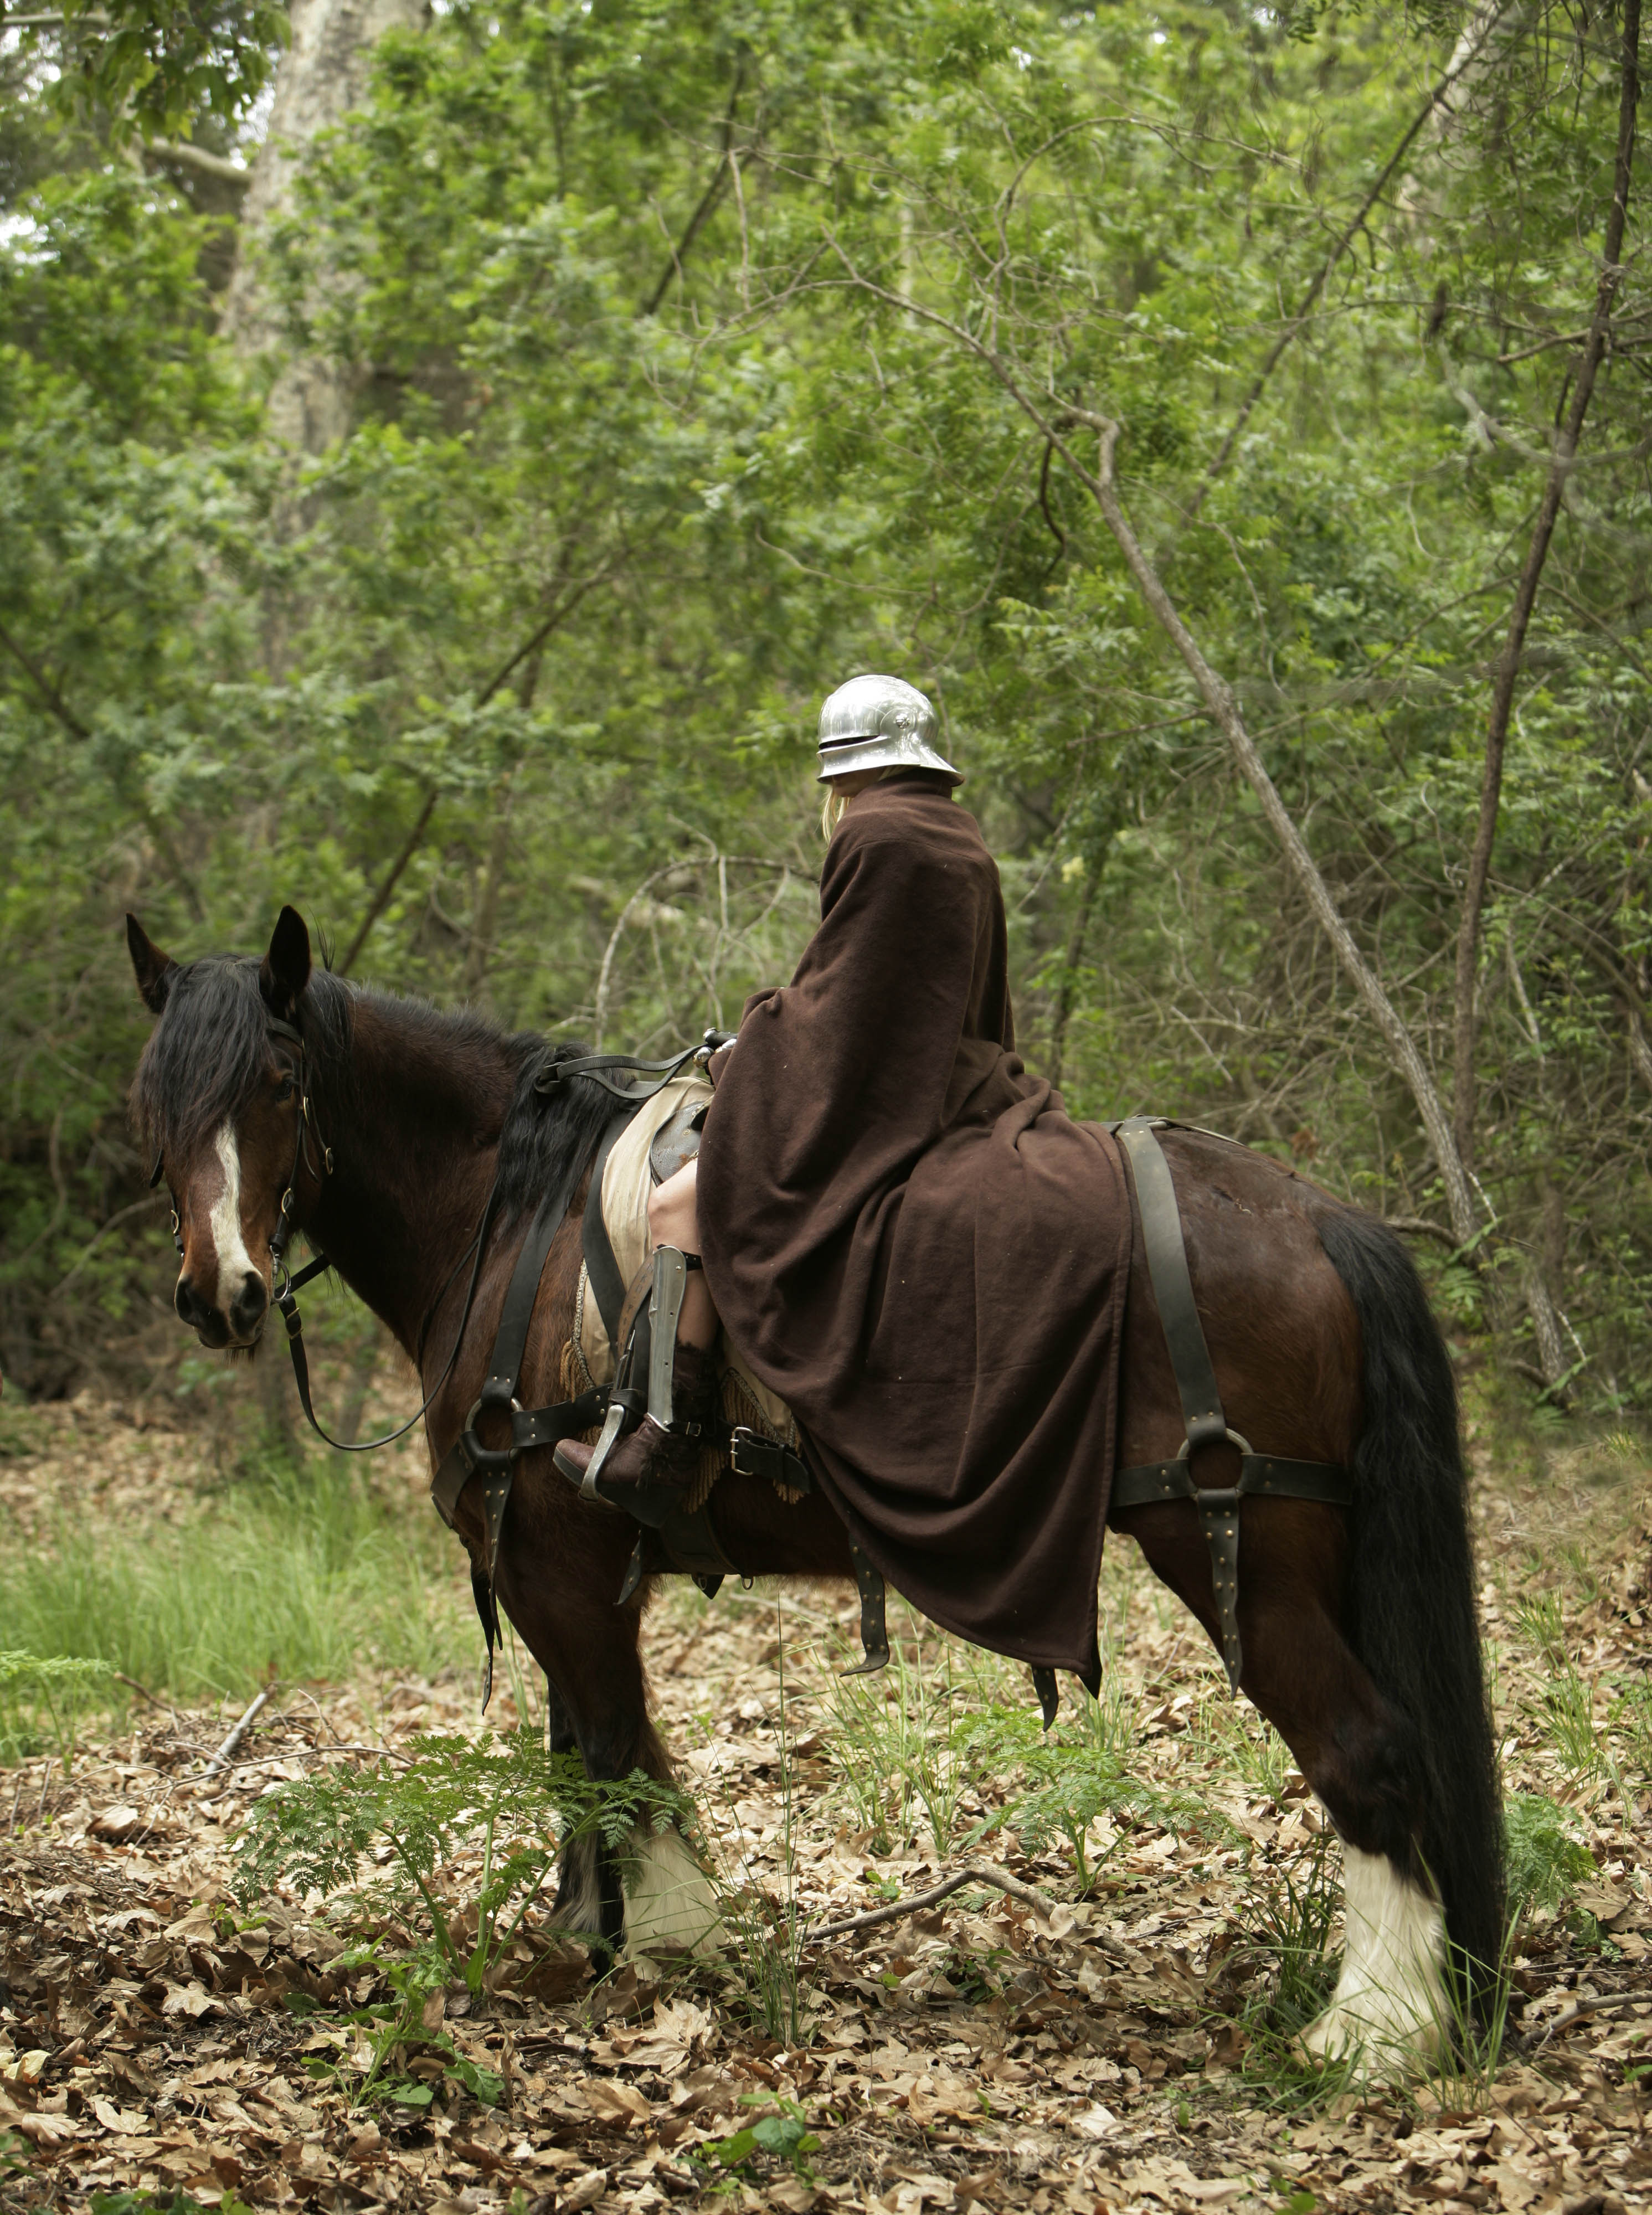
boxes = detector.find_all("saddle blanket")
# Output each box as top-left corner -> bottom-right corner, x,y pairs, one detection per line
570,1074 -> 799,1459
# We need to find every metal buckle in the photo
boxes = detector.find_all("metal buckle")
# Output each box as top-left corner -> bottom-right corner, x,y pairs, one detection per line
729,1425 -> 762,1477
1174,1425 -> 1252,1461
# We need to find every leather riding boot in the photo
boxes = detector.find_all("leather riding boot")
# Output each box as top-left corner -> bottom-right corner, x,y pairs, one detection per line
554,1341 -> 721,1493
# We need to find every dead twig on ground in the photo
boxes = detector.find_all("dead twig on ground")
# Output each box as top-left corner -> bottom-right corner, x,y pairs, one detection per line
809,1861 -> 1057,1941
201,1687 -> 274,1780
1530,1989 -> 1652,2049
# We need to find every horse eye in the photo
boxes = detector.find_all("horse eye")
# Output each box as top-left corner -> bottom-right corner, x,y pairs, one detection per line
274,1074 -> 296,1104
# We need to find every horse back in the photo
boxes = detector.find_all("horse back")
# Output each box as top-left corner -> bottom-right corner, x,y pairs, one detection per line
1115,1127 -> 1362,1477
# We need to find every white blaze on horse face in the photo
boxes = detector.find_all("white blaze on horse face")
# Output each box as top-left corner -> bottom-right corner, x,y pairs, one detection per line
1301,1844 -> 1448,2068
206,1121 -> 260,1321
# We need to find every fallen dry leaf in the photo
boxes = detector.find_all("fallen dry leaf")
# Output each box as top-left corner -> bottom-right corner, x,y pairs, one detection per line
581,2077 -> 651,2128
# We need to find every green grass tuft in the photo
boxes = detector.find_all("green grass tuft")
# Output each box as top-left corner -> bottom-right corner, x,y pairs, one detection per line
0,1448 -> 469,1721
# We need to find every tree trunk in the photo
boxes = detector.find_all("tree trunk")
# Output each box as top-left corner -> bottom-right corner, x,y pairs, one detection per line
223,0 -> 429,454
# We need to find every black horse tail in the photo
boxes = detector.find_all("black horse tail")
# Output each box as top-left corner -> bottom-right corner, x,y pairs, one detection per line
1316,1207 -> 1504,2008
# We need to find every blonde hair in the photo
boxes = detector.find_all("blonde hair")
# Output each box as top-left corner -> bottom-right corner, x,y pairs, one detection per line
820,766 -> 900,843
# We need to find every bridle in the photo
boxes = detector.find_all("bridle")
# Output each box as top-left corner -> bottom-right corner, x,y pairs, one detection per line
148,1008 -> 498,1453
264,1011 -> 333,1301
149,1012 -> 724,1466
148,1012 -> 330,1273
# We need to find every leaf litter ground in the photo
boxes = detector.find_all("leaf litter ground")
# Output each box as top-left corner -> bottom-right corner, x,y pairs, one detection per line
2,1403 -> 1651,2215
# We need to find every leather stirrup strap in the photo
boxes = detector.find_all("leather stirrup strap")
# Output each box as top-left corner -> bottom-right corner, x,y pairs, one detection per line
428,1141 -> 589,1702
843,1543 -> 891,1676
1115,1119 -> 1227,1458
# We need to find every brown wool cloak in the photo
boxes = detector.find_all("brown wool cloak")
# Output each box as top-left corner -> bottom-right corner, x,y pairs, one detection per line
697,774 -> 1131,1681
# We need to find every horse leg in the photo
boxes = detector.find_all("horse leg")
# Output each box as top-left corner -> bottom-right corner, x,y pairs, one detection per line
495,1542 -> 722,1965
537,1673 -> 613,1940
1116,1499 -> 1448,2063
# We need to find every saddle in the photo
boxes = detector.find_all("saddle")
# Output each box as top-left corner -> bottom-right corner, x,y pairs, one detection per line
567,1071 -> 803,1498
563,1073 -> 857,1610
426,1033 -> 1352,1723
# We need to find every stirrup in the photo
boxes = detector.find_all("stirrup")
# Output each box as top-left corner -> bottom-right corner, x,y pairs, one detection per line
575,1244 -> 706,1498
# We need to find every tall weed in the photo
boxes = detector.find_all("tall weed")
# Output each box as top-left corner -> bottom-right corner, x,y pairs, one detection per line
702,1615 -> 811,2045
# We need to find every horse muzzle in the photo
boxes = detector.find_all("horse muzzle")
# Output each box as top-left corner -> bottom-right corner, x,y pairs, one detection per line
175,1267 -> 270,1349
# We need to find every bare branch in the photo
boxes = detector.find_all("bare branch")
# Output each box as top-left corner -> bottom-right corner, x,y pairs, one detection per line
338,787 -> 438,979
639,61 -> 746,318
144,138 -> 252,188
808,1861 -> 1059,1943
821,241 -> 1481,1237
0,619 -> 91,741
1186,4 -> 1517,519
1383,1217 -> 1457,1246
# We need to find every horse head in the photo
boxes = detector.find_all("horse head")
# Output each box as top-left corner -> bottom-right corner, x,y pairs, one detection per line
127,905 -> 323,1351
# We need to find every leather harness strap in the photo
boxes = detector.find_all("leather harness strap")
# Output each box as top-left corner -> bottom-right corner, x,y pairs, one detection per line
428,1146 -> 596,1694
1114,1119 -> 1227,1457
426,1036 -> 820,1681
255,1013 -> 1342,1709
1109,1117 -> 1353,1691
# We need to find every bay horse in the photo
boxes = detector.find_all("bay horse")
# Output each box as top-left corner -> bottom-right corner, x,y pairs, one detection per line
126,905 -> 1501,2069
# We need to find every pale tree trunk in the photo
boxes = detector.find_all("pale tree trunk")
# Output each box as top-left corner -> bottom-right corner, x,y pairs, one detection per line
1396,0 -> 1533,236
223,0 -> 429,454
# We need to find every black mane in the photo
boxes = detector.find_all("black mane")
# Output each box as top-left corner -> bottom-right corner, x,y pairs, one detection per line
131,955 -> 282,1163
132,956 -> 616,1222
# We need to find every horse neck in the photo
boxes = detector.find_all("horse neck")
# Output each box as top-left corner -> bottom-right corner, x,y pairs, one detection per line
303,996 -> 517,1356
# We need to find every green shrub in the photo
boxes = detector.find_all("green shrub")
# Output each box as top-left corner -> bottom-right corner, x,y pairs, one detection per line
1504,1792 -> 1593,1918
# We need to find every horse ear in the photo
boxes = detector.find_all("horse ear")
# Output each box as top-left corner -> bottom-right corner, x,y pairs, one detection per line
126,914 -> 176,1016
261,905 -> 312,1021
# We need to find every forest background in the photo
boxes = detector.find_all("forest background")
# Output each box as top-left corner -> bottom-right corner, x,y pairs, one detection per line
1,0 -> 1648,1428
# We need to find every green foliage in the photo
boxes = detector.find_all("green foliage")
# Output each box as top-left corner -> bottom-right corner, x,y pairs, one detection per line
236,1727 -> 694,2109
0,1648 -> 115,1767
697,2093 -> 820,2181
1504,1792 -> 1593,1920
233,1726 -> 692,1970
22,0 -> 286,140
1226,1832 -> 1355,2111
961,1700 -> 1198,1895
817,1628 -> 994,1858
295,1943 -> 506,2112
0,1452 -> 469,1709
3,0 -> 1650,1425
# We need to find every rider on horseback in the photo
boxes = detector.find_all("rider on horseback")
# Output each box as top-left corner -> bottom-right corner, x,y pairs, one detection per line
553,673 -> 961,1494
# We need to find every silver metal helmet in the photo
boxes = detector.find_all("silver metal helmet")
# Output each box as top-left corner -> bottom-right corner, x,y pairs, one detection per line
815,673 -> 962,785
